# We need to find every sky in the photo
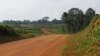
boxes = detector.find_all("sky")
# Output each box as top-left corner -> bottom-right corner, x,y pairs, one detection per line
0,0 -> 99,21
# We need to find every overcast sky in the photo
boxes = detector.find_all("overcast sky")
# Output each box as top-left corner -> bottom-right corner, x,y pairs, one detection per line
0,0 -> 99,21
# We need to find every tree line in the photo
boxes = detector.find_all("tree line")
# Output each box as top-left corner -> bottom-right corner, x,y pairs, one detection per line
3,17 -> 62,25
61,8 -> 96,33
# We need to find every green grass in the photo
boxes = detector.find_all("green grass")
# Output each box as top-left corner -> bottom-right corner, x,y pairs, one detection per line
45,24 -> 66,34
61,16 -> 100,56
4,23 -> 44,36
0,24 -> 43,43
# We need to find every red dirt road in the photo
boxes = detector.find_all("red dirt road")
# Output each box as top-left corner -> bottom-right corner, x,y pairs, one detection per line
0,35 -> 67,56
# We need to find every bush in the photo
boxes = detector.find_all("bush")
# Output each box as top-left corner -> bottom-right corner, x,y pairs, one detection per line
0,25 -> 19,37
0,25 -> 20,43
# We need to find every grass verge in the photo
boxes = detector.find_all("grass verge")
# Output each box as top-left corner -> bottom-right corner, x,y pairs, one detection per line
61,16 -> 100,56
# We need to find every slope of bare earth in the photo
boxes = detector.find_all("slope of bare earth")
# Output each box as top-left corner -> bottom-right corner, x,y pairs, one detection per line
0,34 -> 68,56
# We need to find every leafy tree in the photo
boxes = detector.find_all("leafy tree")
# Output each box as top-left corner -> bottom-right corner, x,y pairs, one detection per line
37,17 -> 50,25
61,8 -> 95,33
86,8 -> 95,19
51,19 -> 62,24
61,12 -> 68,22
84,8 -> 96,27
62,8 -> 84,33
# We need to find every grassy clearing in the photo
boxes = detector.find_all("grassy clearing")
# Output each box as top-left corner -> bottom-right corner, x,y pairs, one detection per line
45,24 -> 66,34
62,16 -> 100,56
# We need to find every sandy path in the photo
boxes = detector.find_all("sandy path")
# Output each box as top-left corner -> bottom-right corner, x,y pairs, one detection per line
0,34 -> 67,56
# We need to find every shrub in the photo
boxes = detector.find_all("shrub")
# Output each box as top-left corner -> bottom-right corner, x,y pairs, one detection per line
0,25 -> 19,37
0,25 -> 20,43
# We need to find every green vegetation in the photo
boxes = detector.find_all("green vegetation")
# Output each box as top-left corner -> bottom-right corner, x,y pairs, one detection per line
0,17 -> 64,43
0,25 -> 21,43
43,24 -> 65,34
62,15 -> 100,56
61,8 -> 100,56
0,7 -> 99,56
13,24 -> 43,36
62,8 -> 95,33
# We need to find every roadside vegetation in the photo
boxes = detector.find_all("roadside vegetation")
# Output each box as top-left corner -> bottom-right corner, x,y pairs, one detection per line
0,25 -> 20,43
0,17 -> 64,43
61,8 -> 100,56
61,8 -> 95,33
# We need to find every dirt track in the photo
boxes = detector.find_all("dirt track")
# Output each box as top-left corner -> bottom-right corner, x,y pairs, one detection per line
0,34 -> 67,56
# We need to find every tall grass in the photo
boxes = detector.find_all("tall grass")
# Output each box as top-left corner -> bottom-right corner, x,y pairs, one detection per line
62,16 -> 100,56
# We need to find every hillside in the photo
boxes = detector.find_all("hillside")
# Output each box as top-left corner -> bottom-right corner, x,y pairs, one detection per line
62,15 -> 100,56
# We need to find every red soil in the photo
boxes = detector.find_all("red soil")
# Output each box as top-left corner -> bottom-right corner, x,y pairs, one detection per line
0,34 -> 67,56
